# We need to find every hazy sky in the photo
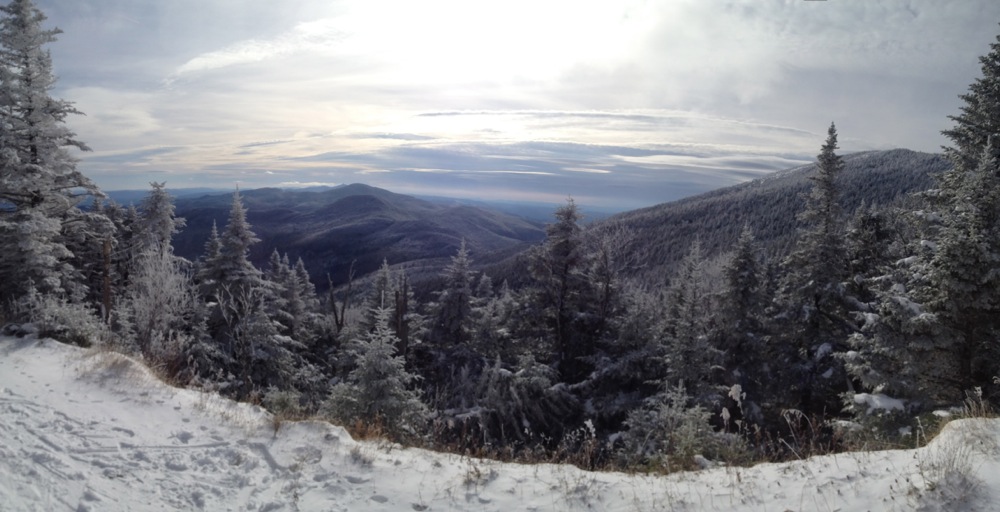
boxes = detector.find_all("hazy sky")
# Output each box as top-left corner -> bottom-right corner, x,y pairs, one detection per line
34,0 -> 1000,209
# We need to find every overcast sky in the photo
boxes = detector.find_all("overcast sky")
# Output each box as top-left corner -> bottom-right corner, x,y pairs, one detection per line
33,0 -> 1000,210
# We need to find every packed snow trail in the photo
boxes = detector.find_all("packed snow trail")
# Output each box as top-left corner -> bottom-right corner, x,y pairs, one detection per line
2,336 -> 1000,511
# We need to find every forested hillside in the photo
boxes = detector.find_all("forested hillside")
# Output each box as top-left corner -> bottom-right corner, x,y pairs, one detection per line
168,183 -> 546,288
593,148 -> 948,283
5,0 -> 1000,483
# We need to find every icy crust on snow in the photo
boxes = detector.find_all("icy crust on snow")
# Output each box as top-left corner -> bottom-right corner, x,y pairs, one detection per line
3,336 -> 1000,512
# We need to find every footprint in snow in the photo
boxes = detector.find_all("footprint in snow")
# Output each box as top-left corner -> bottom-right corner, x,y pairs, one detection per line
112,427 -> 135,437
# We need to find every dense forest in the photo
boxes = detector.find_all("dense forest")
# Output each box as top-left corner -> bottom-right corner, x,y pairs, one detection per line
4,0 -> 1000,471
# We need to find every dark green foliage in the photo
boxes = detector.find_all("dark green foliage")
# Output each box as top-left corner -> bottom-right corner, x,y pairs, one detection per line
769,124 -> 855,417
429,240 -> 475,346
525,199 -> 601,383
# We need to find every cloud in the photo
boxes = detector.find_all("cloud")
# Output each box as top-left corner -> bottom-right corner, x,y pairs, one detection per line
35,0 -> 1000,210
169,18 -> 344,80
276,181 -> 341,188
351,133 -> 437,141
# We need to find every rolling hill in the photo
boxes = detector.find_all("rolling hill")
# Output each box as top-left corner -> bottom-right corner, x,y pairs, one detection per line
167,184 -> 546,287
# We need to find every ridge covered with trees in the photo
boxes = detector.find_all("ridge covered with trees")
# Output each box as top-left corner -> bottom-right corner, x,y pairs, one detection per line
3,0 -> 1000,473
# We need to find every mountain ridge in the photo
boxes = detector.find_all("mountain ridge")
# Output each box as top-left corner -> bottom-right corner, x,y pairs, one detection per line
167,183 -> 546,288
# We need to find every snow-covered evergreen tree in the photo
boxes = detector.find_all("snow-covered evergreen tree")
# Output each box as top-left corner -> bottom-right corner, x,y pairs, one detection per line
215,285 -> 301,398
115,247 -> 202,363
846,31 -> 1000,406
322,306 -> 426,436
263,250 -> 320,342
136,182 -> 185,256
662,241 -> 719,402
363,259 -> 397,332
199,191 -> 263,303
473,354 -> 580,448
942,29 -> 1000,178
429,240 -> 474,346
772,123 -> 853,415
194,220 -> 222,297
527,198 -> 598,383
0,0 -> 100,302
714,225 -> 769,410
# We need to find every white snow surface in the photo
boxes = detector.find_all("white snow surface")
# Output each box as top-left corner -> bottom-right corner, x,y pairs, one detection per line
3,336 -> 1000,511
853,393 -> 907,414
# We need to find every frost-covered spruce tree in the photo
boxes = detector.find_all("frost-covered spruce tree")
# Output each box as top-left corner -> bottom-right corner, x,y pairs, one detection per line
620,382 -> 733,471
473,354 -> 580,448
136,182 -> 185,256
323,306 -> 426,437
199,190 -> 264,303
0,0 -> 101,302
923,142 -> 1000,396
216,285 -> 304,399
264,250 -> 320,342
264,250 -> 294,333
714,225 -> 768,401
931,30 -> 1000,395
114,183 -> 198,358
587,285 -> 667,428
661,241 -> 719,403
942,28 -> 1000,178
362,259 -> 396,332
847,31 -> 1000,405
194,220 -> 222,296
115,247 -> 203,363
429,239 -> 474,346
772,123 -> 853,415
527,198 -> 598,383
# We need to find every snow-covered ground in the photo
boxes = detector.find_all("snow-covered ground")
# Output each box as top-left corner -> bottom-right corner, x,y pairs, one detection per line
2,336 -> 999,512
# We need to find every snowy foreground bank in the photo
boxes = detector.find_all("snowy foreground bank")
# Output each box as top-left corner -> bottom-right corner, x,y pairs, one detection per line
2,337 -> 999,512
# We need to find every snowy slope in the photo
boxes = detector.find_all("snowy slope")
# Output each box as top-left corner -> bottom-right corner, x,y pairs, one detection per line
2,336 -> 999,512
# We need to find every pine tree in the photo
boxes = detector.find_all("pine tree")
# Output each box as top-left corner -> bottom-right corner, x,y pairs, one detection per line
848,29 -> 1000,406
430,240 -> 474,346
201,190 -> 263,301
923,143 -> 1000,396
322,306 -> 426,436
216,285 -> 304,398
0,0 -> 100,302
527,198 -> 597,383
662,241 -> 719,402
715,226 -> 768,399
363,259 -> 397,332
292,257 -> 320,336
942,28 -> 1000,178
116,246 -> 200,362
195,220 -> 222,297
470,278 -> 518,361
136,182 -> 185,255
773,123 -> 852,415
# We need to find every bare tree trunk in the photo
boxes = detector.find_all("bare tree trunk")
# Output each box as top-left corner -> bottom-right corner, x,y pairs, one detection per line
329,260 -> 355,334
